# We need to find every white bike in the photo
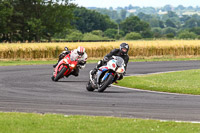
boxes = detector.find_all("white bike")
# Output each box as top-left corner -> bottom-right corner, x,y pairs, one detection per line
86,56 -> 125,92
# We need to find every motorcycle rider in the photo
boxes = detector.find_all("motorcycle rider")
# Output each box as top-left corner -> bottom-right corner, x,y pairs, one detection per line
90,43 -> 129,80
53,46 -> 88,77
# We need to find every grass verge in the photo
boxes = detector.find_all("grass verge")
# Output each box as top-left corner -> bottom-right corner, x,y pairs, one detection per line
0,56 -> 200,66
0,112 -> 199,133
117,69 -> 200,95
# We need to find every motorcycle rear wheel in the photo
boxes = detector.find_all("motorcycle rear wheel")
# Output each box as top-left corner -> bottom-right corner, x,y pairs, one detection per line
86,81 -> 95,92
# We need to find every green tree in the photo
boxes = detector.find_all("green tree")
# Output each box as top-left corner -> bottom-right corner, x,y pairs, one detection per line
27,18 -> 45,42
152,27 -> 162,38
120,9 -> 127,20
189,27 -> 200,35
165,19 -> 177,28
72,7 -> 117,33
0,0 -> 13,41
162,27 -> 177,35
0,0 -> 76,42
41,0 -> 76,41
120,16 -> 150,35
184,18 -> 199,28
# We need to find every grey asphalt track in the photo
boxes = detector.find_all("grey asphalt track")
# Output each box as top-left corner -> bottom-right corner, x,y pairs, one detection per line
0,61 -> 200,121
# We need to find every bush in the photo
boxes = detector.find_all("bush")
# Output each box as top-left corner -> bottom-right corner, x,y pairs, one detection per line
141,30 -> 153,38
104,28 -> 124,39
166,33 -> 175,38
152,27 -> 162,38
91,30 -> 103,36
104,29 -> 117,38
66,30 -> 83,41
178,31 -> 197,39
125,32 -> 142,40
82,33 -> 109,41
115,34 -> 121,40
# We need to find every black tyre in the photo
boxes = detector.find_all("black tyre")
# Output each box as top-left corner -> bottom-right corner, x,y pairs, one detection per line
98,74 -> 114,92
86,81 -> 95,92
51,75 -> 55,81
54,67 -> 67,81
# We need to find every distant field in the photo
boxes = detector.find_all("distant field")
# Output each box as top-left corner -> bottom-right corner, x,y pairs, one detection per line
0,40 -> 200,59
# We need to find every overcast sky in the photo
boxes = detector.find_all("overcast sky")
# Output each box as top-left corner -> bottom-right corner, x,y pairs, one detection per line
72,0 -> 199,8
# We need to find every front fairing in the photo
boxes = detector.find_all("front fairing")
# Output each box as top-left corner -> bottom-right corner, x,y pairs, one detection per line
54,54 -> 78,77
97,59 -> 117,84
96,57 -> 125,85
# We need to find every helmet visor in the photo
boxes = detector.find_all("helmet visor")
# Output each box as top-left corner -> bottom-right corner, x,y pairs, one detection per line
78,51 -> 84,56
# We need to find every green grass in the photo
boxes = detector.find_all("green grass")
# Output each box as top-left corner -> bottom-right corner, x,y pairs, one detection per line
117,69 -> 200,95
0,112 -> 199,133
0,56 -> 200,66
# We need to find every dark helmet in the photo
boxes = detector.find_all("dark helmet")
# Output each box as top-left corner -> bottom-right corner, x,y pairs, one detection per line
120,43 -> 129,55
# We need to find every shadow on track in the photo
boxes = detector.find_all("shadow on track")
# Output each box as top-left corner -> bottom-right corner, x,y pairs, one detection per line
57,80 -> 88,83
86,90 -> 133,94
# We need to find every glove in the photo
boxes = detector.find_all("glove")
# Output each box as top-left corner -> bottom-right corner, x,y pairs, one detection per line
78,60 -> 86,65
112,56 -> 116,60
103,57 -> 109,62
79,64 -> 85,69
64,47 -> 68,51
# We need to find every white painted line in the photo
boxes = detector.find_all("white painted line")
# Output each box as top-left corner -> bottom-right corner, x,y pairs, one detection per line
111,84 -> 200,96
159,119 -> 200,124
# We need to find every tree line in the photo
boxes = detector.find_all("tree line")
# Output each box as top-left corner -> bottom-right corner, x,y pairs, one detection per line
1,1 -> 200,42
0,0 -> 75,42
54,7 -> 151,41
91,6 -> 200,40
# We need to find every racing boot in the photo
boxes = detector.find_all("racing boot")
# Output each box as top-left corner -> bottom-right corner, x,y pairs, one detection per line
89,70 -> 98,87
90,68 -> 97,75
71,68 -> 79,77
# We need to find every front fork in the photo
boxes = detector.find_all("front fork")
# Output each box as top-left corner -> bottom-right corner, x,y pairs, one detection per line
97,71 -> 116,84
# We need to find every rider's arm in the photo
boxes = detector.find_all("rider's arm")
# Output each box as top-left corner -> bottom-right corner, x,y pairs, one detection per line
78,53 -> 87,69
104,49 -> 119,60
124,55 -> 129,71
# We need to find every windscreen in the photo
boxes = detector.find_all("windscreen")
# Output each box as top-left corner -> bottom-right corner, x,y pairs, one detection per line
115,56 -> 124,67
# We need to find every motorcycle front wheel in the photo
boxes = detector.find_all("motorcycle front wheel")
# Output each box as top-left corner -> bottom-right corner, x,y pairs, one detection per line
98,74 -> 114,92
54,67 -> 67,81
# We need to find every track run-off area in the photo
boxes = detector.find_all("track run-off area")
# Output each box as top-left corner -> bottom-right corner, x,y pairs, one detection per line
0,61 -> 200,122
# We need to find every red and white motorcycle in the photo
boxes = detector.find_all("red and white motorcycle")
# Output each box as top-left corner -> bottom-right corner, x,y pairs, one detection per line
51,54 -> 79,81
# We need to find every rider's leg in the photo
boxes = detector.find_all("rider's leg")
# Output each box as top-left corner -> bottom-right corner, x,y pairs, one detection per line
90,60 -> 104,75
53,51 -> 69,68
71,67 -> 79,77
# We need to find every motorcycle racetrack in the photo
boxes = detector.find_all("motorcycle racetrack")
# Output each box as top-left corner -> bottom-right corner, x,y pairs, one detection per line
0,61 -> 200,122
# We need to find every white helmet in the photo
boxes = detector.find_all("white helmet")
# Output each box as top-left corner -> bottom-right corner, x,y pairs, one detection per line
77,46 -> 85,56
